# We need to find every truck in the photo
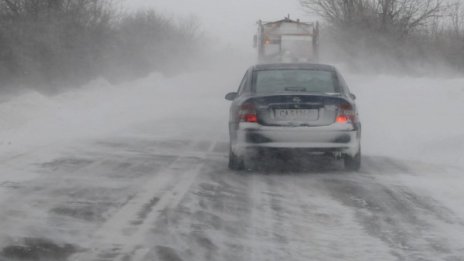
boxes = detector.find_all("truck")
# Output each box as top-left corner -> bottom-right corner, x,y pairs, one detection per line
254,16 -> 320,63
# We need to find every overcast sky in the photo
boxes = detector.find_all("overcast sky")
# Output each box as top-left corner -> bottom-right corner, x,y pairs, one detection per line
122,0 -> 309,50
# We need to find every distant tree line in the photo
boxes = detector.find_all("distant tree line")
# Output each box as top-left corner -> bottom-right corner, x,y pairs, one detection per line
0,0 -> 202,91
301,0 -> 464,73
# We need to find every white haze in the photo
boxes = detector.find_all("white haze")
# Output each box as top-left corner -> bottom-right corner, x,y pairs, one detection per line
1,60 -> 464,249
1,1 -> 464,257
122,0 -> 306,49
1,62 -> 463,168
0,0 -> 462,201
0,0 -> 461,205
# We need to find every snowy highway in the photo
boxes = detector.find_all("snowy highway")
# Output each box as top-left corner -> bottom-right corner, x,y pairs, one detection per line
1,67 -> 464,261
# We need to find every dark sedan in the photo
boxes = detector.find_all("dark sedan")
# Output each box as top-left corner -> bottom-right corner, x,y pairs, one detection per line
225,63 -> 361,171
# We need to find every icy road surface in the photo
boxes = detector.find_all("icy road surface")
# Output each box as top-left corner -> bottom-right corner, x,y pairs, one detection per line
0,67 -> 464,261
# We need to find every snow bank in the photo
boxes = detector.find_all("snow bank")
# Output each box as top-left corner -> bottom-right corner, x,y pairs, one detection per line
1,65 -> 463,169
344,73 -> 464,168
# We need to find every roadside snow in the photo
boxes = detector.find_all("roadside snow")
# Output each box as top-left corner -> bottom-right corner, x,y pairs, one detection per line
1,68 -> 463,169
345,73 -> 464,169
0,71 -> 234,162
1,65 -> 464,260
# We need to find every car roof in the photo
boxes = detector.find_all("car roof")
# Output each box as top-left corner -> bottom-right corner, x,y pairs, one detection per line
252,63 -> 337,72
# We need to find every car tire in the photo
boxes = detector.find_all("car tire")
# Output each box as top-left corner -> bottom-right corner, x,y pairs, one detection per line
228,147 -> 244,171
344,149 -> 361,171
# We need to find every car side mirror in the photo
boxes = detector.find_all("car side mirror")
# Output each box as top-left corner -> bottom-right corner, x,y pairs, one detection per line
225,92 -> 238,101
350,93 -> 357,100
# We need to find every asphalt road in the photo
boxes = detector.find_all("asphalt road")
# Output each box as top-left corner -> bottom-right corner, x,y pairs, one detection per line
1,118 -> 464,261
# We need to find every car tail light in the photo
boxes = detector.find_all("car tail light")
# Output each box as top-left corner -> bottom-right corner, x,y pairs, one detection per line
336,102 -> 357,123
239,103 -> 257,123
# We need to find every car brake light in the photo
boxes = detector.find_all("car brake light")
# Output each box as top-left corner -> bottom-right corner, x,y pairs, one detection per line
239,103 -> 257,123
336,115 -> 350,123
243,114 -> 257,123
337,102 -> 357,124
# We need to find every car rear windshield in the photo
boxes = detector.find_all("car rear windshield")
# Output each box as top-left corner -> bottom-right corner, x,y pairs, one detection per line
253,69 -> 338,94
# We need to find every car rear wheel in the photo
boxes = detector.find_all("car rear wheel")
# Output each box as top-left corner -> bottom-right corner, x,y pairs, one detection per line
344,149 -> 361,171
228,147 -> 244,171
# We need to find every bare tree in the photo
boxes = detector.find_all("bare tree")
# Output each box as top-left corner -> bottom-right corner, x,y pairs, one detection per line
447,1 -> 464,37
298,0 -> 464,73
300,0 -> 441,35
0,0 -> 204,89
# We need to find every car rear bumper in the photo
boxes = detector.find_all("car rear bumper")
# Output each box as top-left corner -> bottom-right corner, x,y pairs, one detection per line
231,123 -> 361,157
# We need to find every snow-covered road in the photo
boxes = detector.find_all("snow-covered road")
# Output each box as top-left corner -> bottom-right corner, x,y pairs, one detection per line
1,65 -> 464,261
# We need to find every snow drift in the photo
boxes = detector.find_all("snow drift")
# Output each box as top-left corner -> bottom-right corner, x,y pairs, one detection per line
1,67 -> 463,168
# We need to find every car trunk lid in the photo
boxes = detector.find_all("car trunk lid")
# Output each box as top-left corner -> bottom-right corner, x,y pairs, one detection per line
247,94 -> 349,127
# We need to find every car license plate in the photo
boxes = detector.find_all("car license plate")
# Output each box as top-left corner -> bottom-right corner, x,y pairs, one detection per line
275,109 -> 318,121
